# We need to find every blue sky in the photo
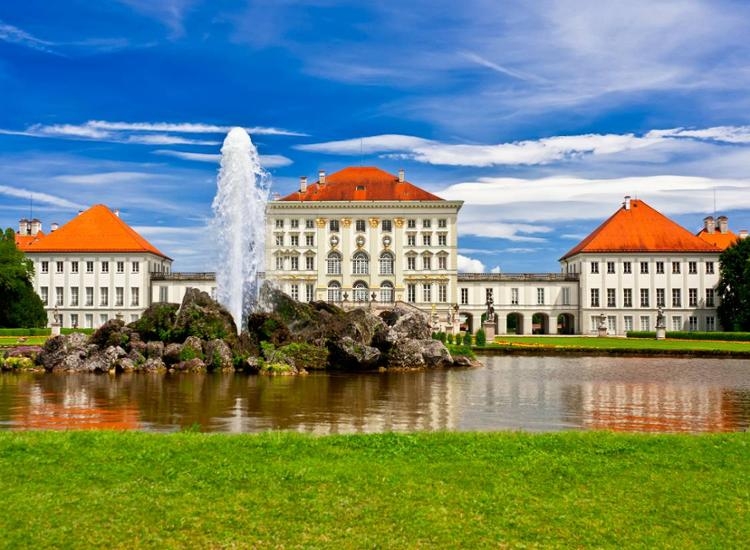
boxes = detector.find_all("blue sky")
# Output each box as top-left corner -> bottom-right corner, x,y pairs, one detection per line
2,0 -> 750,273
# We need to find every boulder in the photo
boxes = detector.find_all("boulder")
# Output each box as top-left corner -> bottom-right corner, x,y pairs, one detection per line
181,335 -> 204,361
204,339 -> 234,371
173,357 -> 206,372
418,339 -> 453,367
385,339 -> 426,369
327,336 -> 381,369
142,357 -> 167,372
39,332 -> 89,371
145,341 -> 164,359
162,343 -> 182,365
172,288 -> 237,344
118,357 -> 136,372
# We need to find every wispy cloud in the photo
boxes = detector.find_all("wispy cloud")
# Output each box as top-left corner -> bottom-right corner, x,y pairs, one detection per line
0,20 -> 60,55
153,150 -> 293,168
117,0 -> 196,38
0,184 -> 83,210
54,171 -> 165,185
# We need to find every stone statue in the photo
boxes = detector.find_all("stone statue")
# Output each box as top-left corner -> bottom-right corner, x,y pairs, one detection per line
656,306 -> 665,328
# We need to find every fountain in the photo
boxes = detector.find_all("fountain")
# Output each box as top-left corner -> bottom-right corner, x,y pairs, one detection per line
211,127 -> 270,332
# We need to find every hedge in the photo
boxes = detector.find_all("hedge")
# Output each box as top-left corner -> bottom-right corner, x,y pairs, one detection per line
0,328 -> 51,336
627,331 -> 750,342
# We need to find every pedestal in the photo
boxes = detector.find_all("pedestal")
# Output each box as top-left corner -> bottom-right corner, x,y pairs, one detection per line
597,326 -> 608,337
51,322 -> 61,336
482,321 -> 496,342
655,326 -> 666,340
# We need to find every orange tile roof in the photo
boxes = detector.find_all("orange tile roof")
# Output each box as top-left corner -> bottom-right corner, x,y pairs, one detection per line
20,204 -> 170,259
15,232 -> 45,249
696,228 -> 739,250
560,199 -> 720,260
279,166 -> 444,202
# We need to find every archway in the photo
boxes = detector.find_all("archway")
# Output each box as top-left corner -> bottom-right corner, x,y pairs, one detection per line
557,313 -> 575,335
459,312 -> 474,334
532,313 -> 549,334
506,313 -> 523,335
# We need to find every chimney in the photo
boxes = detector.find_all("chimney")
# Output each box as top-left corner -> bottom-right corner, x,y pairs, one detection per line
740,230 -> 748,240
703,216 -> 715,234
718,215 -> 728,234
318,170 -> 326,185
78,210 -> 84,216
114,209 -> 120,218
30,219 -> 42,236
398,168 -> 405,183
300,176 -> 308,193
18,218 -> 29,235
624,195 -> 631,210
50,222 -> 59,232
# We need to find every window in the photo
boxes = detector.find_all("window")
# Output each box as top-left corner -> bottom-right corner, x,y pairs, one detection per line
422,255 -> 431,271
438,234 -> 447,246
623,288 -> 633,307
70,313 -> 78,328
485,288 -> 493,302
115,287 -> 124,307
591,261 -> 599,274
100,287 -> 108,306
380,282 -> 394,303
562,287 -> 570,306
407,219 -> 416,229
689,316 -> 698,331
306,256 -> 314,271
640,289 -> 650,307
102,261 -> 109,274
672,316 -> 682,331
706,316 -> 715,331
688,261 -> 697,274
656,261 -> 664,274
159,286 -> 168,302
355,219 -> 366,232
461,288 -> 469,305
290,219 -> 299,229
327,281 -> 341,303
640,316 -> 650,331
706,288 -> 715,307
672,261 -> 680,274
689,288 -> 698,307
306,219 -> 315,229
56,261 -> 63,273
422,234 -> 431,246
624,316 -> 633,332
352,252 -> 369,275
640,261 -> 649,274
607,288 -> 616,307
290,256 -> 299,271
407,234 -> 416,246
305,284 -> 314,302
329,219 -> 339,232
706,261 -> 714,274
422,219 -> 431,228
275,219 -> 284,229
85,287 -> 93,306
117,261 -> 124,273
511,288 -> 519,305
85,314 -> 93,329
656,288 -> 665,307
537,288 -> 545,306
382,219 -> 392,232
275,256 -> 284,270
71,261 -> 79,274
438,219 -> 447,228
672,288 -> 681,308
607,261 -> 615,274
40,286 -> 49,305
438,256 -> 447,270
132,261 -> 139,273
422,283 -> 432,302
407,284 -> 416,303
327,252 -> 342,275
41,261 -> 49,274
100,314 -> 108,326
623,261 -> 632,274
608,316 -> 616,334
591,288 -> 600,307
86,261 -> 94,273
438,284 -> 447,303
290,284 -> 299,301
379,252 -> 394,275
305,234 -> 314,246
290,235 -> 299,247
130,287 -> 139,306
71,287 -> 79,307
407,256 -> 416,270
275,234 -> 284,246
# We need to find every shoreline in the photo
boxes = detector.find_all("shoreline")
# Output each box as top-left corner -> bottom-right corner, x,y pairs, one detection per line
475,345 -> 750,359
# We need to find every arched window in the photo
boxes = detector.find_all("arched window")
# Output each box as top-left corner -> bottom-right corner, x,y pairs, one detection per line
327,251 -> 342,275
380,281 -> 394,303
352,251 -> 369,275
353,281 -> 369,302
327,281 -> 341,303
379,251 -> 394,275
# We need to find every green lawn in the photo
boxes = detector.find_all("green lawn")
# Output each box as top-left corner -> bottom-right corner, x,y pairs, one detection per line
0,335 -> 48,347
0,431 -> 747,548
488,335 -> 750,354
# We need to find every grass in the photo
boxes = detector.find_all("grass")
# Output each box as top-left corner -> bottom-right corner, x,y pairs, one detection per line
0,335 -> 48,347
486,335 -> 750,355
0,431 -> 748,548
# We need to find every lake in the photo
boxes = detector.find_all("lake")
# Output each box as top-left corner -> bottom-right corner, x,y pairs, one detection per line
1,355 -> 748,433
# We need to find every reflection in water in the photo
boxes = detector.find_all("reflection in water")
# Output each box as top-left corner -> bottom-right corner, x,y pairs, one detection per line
0,356 -> 748,433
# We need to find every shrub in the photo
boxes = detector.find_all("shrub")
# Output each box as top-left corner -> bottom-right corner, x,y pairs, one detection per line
0,356 -> 36,370
446,333 -> 454,345
0,328 -> 51,336
448,344 -> 475,359
475,329 -> 486,347
462,331 -> 473,346
626,330 -> 750,342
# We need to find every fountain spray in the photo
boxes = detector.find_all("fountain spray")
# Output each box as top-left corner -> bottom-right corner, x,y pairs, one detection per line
212,127 -> 270,332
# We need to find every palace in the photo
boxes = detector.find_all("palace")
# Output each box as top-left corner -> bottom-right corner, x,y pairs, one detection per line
15,166 -> 745,334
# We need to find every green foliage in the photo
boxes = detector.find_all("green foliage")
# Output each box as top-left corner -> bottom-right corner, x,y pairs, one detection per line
475,329 -> 486,346
61,328 -> 94,335
448,344 -> 476,359
627,331 -> 750,341
718,236 -> 750,331
0,356 -> 36,370
0,328 -> 50,336
462,331 -> 473,346
0,229 -> 47,328
446,333 -> 454,345
129,303 -> 179,341
260,341 -> 327,371
626,331 -> 656,339
179,345 -> 204,362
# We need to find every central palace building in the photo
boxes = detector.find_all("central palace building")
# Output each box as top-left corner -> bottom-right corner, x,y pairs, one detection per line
16,166 -> 745,334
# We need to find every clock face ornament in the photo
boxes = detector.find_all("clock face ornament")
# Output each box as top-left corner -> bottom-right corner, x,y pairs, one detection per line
356,235 -> 366,248
330,235 -> 339,247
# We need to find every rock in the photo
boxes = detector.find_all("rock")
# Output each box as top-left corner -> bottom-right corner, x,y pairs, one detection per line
142,357 -> 166,372
327,336 -> 381,369
418,339 -> 453,367
173,357 -> 206,372
128,349 -> 146,366
118,357 -> 136,372
385,339 -> 426,368
162,343 -> 182,365
379,305 -> 432,342
39,333 -> 89,371
181,336 -> 204,361
145,341 -> 164,359
172,288 -> 237,344
90,319 -> 131,349
204,339 -> 234,371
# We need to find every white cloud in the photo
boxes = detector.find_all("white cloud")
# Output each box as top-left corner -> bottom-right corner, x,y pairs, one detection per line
124,133 -> 218,146
54,172 -> 162,185
459,221 -> 551,241
457,254 -> 485,273
88,120 -> 306,136
0,185 -> 83,210
296,134 -> 431,155
117,0 -> 196,37
0,20 -> 60,55
649,126 -> 750,144
153,150 -> 292,168
490,266 -> 502,274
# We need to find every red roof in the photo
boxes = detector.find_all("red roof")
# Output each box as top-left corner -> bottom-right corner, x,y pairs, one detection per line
279,167 -> 443,202
15,232 -> 45,249
696,228 -> 739,250
561,199 -> 720,260
18,204 -> 170,259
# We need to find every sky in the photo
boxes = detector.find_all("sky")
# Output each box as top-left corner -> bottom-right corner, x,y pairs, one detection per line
2,0 -> 750,274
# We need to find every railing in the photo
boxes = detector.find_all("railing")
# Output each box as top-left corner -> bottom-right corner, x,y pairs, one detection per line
457,273 -> 580,282
150,272 -> 216,281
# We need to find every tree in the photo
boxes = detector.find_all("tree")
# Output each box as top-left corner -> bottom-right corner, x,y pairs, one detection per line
717,236 -> 750,331
0,228 -> 47,328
